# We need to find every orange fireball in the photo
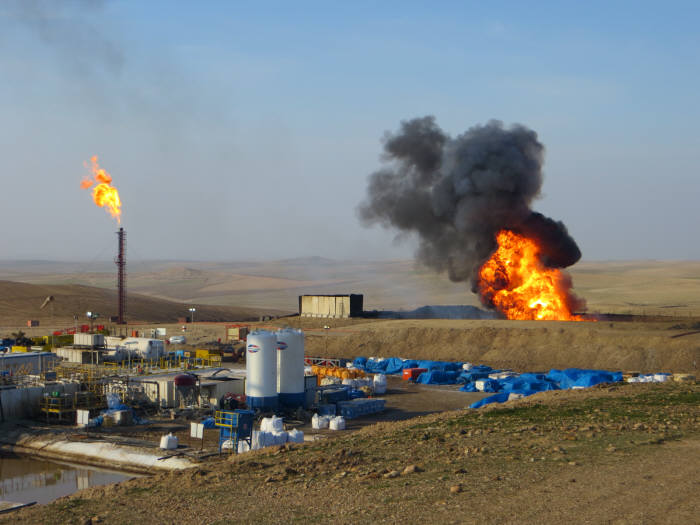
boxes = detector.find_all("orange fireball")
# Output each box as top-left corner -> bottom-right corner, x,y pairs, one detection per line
478,230 -> 584,321
81,156 -> 121,223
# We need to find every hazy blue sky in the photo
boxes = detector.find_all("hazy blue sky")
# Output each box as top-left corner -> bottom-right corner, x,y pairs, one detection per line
1,1 -> 698,262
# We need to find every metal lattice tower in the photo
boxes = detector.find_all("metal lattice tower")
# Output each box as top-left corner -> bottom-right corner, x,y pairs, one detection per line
116,227 -> 126,324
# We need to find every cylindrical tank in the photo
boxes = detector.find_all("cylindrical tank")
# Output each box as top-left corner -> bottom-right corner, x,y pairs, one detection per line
245,330 -> 278,410
276,328 -> 305,408
174,373 -> 197,387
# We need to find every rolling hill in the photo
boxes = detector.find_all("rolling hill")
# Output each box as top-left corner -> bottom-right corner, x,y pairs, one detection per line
0,280 -> 288,327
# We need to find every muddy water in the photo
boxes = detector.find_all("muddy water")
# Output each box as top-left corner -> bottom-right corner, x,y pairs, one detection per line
0,455 -> 132,505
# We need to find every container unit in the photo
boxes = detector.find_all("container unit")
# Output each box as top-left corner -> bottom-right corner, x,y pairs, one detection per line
226,325 -> 249,342
245,331 -> 278,410
276,328 -> 305,408
118,338 -> 165,360
73,333 -> 105,348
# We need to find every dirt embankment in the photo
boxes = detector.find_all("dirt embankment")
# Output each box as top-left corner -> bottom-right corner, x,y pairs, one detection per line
3,382 -> 698,525
302,319 -> 700,373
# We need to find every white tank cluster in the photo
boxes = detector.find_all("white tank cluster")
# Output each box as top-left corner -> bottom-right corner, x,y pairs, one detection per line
244,328 -> 306,411
276,328 -> 305,407
245,330 -> 279,410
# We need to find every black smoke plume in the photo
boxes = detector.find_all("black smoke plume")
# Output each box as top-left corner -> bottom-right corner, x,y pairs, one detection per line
358,116 -> 581,295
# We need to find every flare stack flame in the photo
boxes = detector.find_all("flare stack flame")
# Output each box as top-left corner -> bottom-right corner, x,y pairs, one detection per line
81,155 -> 121,223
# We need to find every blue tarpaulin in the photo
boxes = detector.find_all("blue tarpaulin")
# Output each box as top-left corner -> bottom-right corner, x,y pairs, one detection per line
352,357 -> 368,369
458,371 -> 491,383
352,356 -> 465,376
350,357 -> 625,410
469,393 -> 510,409
546,368 -> 623,389
362,357 -> 405,375
417,360 -> 463,372
415,370 -> 461,385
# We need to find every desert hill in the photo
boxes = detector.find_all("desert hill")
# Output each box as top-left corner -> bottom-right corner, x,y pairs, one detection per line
1,259 -> 700,316
0,280 -> 287,327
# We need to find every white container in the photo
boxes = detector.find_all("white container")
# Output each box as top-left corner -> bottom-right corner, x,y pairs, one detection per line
276,329 -> 305,407
73,333 -> 105,348
287,429 -> 304,443
373,374 -> 387,394
271,431 -> 288,445
245,331 -> 278,410
260,415 -> 284,432
329,416 -> 346,431
119,338 -> 164,360
159,433 -> 178,450
312,414 -> 330,429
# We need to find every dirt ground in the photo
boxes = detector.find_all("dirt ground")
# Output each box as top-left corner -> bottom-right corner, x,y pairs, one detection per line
3,382 -> 697,524
12,314 -> 697,375
55,316 -> 697,374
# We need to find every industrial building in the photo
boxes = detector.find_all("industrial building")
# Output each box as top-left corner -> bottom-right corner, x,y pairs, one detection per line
127,369 -> 245,409
298,294 -> 363,318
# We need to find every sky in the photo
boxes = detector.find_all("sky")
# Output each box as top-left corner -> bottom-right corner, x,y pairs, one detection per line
1,0 -> 698,262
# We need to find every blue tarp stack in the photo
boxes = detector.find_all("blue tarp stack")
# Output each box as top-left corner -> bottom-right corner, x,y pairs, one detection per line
546,368 -> 623,389
355,357 -> 406,375
352,356 -> 467,378
415,370 -> 461,385
350,356 -> 624,410
466,368 -> 624,409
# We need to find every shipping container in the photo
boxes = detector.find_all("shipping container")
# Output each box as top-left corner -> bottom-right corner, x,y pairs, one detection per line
73,333 -> 105,348
118,337 -> 165,360
226,325 -> 249,342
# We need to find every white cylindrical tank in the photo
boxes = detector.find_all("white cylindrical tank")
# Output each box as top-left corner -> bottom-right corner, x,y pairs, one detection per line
245,330 -> 278,410
276,328 -> 305,407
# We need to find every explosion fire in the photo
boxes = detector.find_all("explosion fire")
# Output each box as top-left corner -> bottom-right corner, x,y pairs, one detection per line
359,117 -> 589,320
478,230 -> 584,321
80,155 -> 121,223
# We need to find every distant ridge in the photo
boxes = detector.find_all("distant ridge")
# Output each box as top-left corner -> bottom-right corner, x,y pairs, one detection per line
0,280 -> 288,326
277,256 -> 336,265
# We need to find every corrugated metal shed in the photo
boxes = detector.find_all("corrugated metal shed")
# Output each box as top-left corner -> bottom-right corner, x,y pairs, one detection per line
298,294 -> 363,318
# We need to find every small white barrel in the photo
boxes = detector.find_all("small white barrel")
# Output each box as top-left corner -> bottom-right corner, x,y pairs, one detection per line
276,328 -> 305,407
245,330 -> 278,410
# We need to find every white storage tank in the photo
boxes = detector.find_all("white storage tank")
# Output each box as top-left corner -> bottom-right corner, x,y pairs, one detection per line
245,330 -> 278,410
276,328 -> 305,408
118,338 -> 164,360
